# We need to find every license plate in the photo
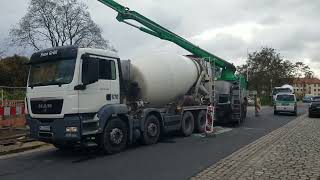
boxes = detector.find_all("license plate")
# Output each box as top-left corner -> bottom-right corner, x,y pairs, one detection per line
39,125 -> 51,131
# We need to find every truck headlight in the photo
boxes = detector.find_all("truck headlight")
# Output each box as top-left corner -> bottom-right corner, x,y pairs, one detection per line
66,127 -> 78,133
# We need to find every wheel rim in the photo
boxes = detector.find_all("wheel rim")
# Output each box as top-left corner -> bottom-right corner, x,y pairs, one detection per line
147,122 -> 158,137
109,128 -> 123,145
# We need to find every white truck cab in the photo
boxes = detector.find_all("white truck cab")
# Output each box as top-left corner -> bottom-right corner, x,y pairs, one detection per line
27,46 -> 124,148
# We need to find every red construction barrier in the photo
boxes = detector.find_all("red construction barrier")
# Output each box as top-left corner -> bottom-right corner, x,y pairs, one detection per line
0,117 -> 26,128
0,106 -> 4,121
0,100 -> 26,128
10,107 -> 16,116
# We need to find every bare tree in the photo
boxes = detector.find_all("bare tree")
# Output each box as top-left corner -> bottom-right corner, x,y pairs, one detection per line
0,50 -> 4,58
10,0 -> 115,51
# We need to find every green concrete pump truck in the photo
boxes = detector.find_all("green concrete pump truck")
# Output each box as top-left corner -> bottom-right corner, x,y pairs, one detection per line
26,0 -> 247,154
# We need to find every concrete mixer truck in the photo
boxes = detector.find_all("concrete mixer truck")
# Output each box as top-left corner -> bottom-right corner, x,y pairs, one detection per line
26,0 -> 247,154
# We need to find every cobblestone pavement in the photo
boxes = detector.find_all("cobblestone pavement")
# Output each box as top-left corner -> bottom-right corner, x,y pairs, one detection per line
192,114 -> 320,180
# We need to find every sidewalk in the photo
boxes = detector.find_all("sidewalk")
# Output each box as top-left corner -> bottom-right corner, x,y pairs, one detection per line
192,114 -> 320,180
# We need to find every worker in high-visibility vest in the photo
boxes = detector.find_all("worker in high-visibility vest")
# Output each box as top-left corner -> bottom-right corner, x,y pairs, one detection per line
255,96 -> 261,116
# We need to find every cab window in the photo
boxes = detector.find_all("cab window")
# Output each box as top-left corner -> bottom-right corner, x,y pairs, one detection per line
98,59 -> 116,80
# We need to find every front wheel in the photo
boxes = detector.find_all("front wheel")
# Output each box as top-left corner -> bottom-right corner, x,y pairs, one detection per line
100,118 -> 128,154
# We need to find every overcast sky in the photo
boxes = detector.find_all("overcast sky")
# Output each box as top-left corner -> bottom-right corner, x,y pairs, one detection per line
1,0 -> 320,76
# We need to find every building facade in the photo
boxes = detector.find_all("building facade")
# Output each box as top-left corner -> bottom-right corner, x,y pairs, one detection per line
293,78 -> 320,98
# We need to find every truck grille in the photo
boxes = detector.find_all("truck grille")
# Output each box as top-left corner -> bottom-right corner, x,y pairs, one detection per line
30,99 -> 63,114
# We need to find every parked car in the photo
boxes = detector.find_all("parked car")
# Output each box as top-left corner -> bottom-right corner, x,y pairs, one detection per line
303,95 -> 313,103
309,96 -> 320,118
274,93 -> 297,116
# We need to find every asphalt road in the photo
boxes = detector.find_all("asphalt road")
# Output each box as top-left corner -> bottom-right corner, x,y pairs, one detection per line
0,104 -> 308,180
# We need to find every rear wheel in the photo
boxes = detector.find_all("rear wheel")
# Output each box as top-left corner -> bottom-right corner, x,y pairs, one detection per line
142,115 -> 161,145
294,111 -> 298,116
181,111 -> 195,136
195,110 -> 206,133
309,113 -> 313,118
100,118 -> 128,154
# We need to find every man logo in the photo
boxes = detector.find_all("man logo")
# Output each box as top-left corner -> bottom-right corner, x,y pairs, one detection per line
38,104 -> 53,109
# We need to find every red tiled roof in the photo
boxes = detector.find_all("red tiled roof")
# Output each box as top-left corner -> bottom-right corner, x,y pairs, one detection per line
293,78 -> 320,84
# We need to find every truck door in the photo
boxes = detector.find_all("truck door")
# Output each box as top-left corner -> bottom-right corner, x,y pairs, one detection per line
78,55 -> 120,113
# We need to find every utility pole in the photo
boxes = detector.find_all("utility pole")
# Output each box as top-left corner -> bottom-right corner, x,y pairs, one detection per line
246,48 -> 249,82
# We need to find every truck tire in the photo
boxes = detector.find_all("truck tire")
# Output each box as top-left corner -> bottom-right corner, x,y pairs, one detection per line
100,117 -> 128,154
181,111 -> 195,136
142,115 -> 161,145
195,110 -> 206,133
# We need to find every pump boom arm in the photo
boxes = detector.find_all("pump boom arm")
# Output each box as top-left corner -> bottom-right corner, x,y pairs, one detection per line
98,0 -> 237,80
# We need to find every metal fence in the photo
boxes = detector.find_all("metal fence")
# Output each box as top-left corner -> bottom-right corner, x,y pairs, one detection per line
0,86 -> 27,128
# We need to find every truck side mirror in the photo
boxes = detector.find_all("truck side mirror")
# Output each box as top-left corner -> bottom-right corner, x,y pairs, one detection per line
82,55 -> 99,85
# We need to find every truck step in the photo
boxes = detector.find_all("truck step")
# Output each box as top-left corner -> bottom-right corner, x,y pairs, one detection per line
84,142 -> 98,147
82,130 -> 99,136
82,119 -> 99,124
232,114 -> 241,119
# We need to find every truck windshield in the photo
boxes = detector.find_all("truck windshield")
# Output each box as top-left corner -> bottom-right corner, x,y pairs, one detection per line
276,94 -> 295,101
28,59 -> 76,87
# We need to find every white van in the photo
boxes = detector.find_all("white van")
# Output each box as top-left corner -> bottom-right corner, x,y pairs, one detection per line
274,93 -> 297,116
